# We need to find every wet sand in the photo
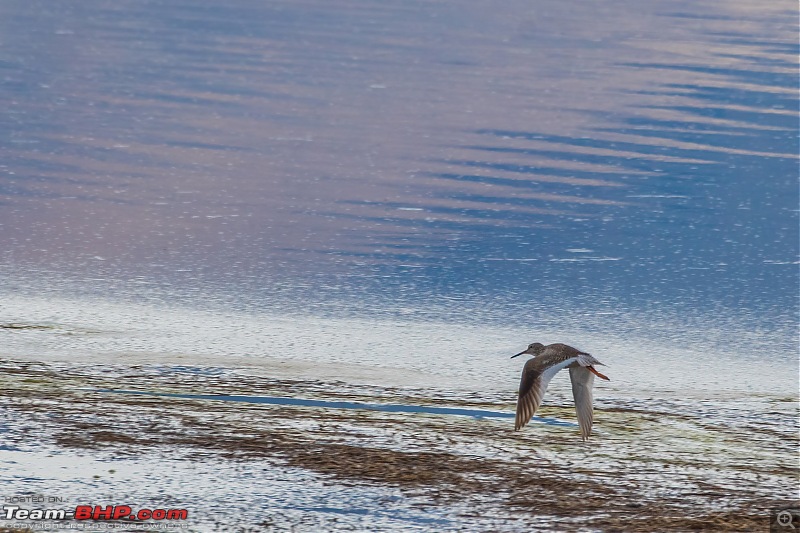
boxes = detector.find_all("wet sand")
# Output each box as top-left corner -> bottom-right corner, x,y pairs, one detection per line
2,358 -> 797,532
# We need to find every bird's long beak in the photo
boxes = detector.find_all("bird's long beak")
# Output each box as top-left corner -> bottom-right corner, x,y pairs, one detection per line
510,350 -> 527,359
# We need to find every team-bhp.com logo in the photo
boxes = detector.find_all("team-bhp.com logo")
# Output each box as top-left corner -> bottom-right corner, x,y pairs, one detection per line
4,504 -> 188,521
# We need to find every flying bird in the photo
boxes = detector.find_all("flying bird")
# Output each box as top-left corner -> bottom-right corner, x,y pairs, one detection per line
512,342 -> 609,440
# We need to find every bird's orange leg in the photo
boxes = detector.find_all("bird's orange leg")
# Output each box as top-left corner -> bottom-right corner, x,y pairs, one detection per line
588,366 -> 610,381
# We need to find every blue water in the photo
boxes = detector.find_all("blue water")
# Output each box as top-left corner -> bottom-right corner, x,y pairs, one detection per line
98,388 -> 583,425
0,1 -> 797,347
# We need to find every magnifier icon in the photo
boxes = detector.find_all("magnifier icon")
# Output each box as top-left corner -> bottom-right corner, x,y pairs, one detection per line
777,510 -> 796,529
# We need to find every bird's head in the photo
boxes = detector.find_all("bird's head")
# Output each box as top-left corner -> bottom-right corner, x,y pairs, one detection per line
511,342 -> 545,359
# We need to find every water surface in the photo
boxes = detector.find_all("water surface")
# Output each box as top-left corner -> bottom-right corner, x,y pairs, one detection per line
1,0 -> 796,336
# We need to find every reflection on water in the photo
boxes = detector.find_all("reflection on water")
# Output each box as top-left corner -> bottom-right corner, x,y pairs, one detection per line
1,1 -> 797,347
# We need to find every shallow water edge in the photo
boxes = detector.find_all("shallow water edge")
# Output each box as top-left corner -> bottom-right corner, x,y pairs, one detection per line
1,358 -> 796,532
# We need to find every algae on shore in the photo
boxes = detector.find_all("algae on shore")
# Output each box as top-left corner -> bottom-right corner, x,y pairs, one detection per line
1,359 -> 797,532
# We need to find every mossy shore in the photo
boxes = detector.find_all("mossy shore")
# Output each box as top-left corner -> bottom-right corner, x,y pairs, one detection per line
1,359 -> 797,532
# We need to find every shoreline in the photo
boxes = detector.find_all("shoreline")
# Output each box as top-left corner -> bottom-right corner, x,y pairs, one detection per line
2,358 -> 797,531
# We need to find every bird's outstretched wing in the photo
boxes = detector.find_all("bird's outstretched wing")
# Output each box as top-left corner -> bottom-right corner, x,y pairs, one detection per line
515,355 -> 576,431
569,366 -> 595,441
